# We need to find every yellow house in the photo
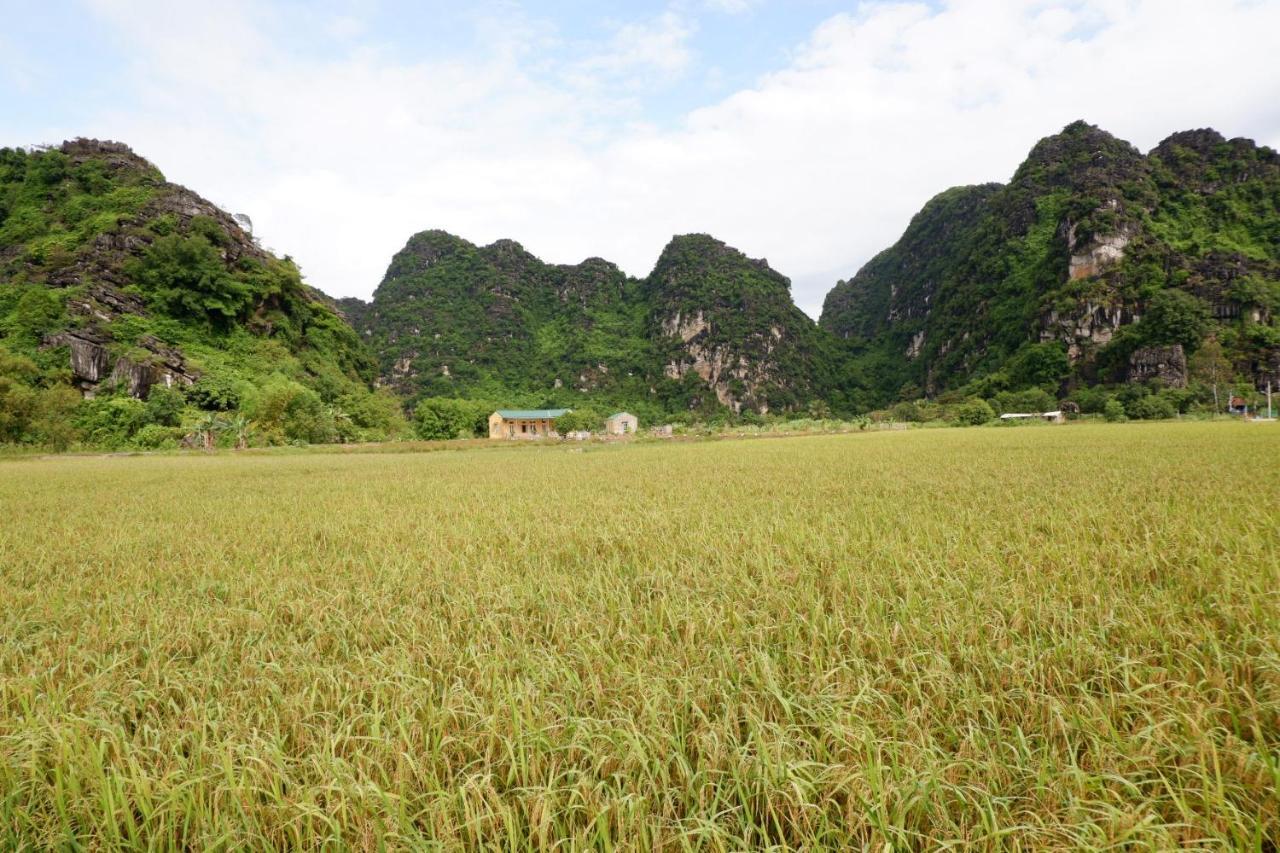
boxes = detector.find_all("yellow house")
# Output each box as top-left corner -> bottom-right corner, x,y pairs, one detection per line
488,409 -> 569,439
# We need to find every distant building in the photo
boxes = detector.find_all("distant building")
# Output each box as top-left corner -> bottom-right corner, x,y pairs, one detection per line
489,409 -> 569,439
999,411 -> 1065,423
604,412 -> 638,435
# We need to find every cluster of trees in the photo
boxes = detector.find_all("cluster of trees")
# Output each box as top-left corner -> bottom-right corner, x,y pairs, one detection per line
0,346 -> 410,452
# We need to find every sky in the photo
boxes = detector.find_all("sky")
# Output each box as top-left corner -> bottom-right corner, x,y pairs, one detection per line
3,1 -> 1279,318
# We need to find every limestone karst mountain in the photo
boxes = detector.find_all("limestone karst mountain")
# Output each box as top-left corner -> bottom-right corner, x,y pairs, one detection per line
821,121 -> 1280,405
344,230 -> 846,415
0,139 -> 400,446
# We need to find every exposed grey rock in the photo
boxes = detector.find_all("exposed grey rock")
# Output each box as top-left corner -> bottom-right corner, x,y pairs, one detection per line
42,330 -> 196,400
1128,344 -> 1187,387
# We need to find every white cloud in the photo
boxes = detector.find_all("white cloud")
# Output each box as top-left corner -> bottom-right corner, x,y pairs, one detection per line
577,11 -> 696,81
60,0 -> 1280,319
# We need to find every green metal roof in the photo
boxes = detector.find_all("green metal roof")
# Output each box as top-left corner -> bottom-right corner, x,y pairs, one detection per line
606,412 -> 635,420
494,409 -> 570,419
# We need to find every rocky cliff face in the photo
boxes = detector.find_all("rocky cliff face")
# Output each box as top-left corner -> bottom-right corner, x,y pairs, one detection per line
820,121 -> 1280,402
0,139 -> 374,402
350,231 -> 841,413
643,235 -> 834,413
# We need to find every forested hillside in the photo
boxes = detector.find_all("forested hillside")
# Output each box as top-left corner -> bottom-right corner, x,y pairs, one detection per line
822,122 -> 1280,411
4,123 -> 1276,451
345,231 -> 847,420
0,140 -> 404,450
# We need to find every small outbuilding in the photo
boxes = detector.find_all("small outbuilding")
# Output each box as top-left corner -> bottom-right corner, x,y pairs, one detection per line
489,409 -> 569,439
999,411 -> 1065,424
604,412 -> 638,435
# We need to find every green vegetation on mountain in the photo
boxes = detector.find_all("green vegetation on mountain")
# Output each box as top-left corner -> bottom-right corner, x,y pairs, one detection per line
348,230 -> 845,424
821,121 -> 1280,413
0,140 -> 405,450
5,122 -> 1276,452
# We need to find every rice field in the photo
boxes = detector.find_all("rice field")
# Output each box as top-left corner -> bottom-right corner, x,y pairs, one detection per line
1,422 -> 1277,850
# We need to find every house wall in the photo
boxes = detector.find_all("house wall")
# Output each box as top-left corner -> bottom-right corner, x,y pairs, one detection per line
489,416 -> 558,439
605,414 -> 638,435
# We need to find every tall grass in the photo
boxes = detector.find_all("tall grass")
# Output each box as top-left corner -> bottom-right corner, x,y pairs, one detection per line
1,422 -> 1277,849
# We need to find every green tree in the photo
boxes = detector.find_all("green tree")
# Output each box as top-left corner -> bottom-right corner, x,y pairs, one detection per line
1005,342 -> 1069,391
1127,394 -> 1176,420
414,398 -> 489,440
129,233 -> 253,325
1102,399 -> 1127,422
74,396 -> 148,449
1140,290 -> 1210,352
30,386 -> 81,450
144,385 -> 186,427
806,400 -> 833,420
190,411 -> 224,451
0,348 -> 40,442
955,398 -> 995,426
554,408 -> 603,433
8,287 -> 65,342
1187,336 -> 1231,413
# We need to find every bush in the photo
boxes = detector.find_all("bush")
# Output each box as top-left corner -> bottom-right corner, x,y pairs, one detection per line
991,388 -> 1055,415
187,375 -> 240,411
1006,342 -> 1069,391
131,423 -> 181,450
554,408 -> 603,434
954,398 -> 995,426
1103,399 -> 1127,423
1070,386 -> 1112,415
890,401 -> 924,422
340,389 -> 410,441
128,232 -> 253,326
75,396 -> 148,449
247,378 -> 336,444
1127,394 -> 1177,420
414,398 -> 489,440
7,286 -> 65,342
1140,289 -> 1210,352
144,385 -> 186,427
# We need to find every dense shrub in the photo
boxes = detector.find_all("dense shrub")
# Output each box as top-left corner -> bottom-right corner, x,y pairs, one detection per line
339,389 -> 410,441
246,378 -> 336,444
144,386 -> 186,427
74,396 -> 148,449
1140,290 -> 1210,351
889,401 -> 925,422
990,388 -> 1056,415
954,398 -> 995,426
1005,342 -> 1070,391
554,408 -> 604,433
131,423 -> 181,450
414,398 -> 490,440
1127,394 -> 1177,420
1070,385 -> 1113,414
128,232 -> 253,326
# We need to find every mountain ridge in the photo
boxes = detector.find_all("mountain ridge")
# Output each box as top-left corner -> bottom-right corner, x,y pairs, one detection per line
820,120 -> 1279,405
344,228 -> 845,416
0,138 -> 403,448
